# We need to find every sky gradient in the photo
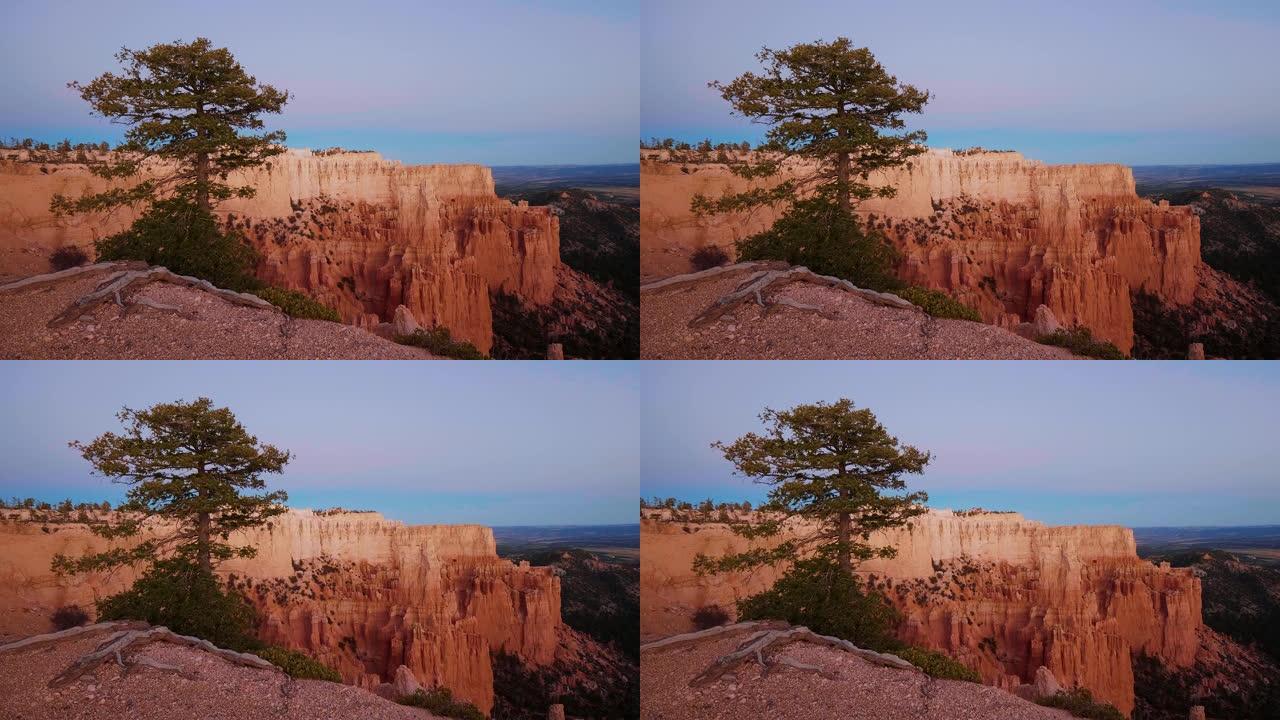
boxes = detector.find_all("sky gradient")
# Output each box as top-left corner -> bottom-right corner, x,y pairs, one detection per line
1,0 -> 637,165
0,362 -> 638,526
641,362 -> 1280,528
642,0 -> 1280,165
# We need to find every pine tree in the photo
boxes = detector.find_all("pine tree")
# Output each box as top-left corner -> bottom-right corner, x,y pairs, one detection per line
53,397 -> 290,576
51,37 -> 288,216
694,398 -> 930,576
694,37 -> 930,215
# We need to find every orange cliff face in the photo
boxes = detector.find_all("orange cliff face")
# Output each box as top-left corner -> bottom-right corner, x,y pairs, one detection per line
0,149 -> 561,353
639,509 -> 1201,716
0,509 -> 561,714
639,149 -> 1201,354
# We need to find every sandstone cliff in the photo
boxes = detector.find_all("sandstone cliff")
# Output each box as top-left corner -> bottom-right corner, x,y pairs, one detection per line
639,508 -> 1201,716
640,148 -> 1202,353
0,509 -> 562,714
0,149 -> 562,353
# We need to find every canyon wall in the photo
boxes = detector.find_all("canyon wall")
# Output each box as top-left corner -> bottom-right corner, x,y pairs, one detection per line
640,149 -> 1202,353
0,149 -> 562,352
0,509 -> 562,713
640,509 -> 1201,716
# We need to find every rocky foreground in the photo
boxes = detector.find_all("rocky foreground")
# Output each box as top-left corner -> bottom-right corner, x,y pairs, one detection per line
0,263 -> 434,359
641,622 -> 1075,720
641,263 -> 1075,359
0,622 -> 441,720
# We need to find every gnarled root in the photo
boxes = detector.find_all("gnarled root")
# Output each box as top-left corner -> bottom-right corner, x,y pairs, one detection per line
38,266 -> 276,327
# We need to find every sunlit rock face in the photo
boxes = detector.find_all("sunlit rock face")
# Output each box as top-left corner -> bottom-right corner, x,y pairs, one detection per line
640,148 -> 1200,354
0,149 -> 560,353
0,509 -> 561,714
640,508 -> 1201,716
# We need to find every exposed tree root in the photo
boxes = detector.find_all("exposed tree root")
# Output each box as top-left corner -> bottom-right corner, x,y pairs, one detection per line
0,622 -> 281,688
17,265 -> 279,327
644,622 -> 919,688
646,263 -> 919,328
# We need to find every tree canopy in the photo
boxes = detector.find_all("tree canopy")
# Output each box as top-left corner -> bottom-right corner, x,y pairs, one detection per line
694,398 -> 931,576
693,37 -> 930,215
53,397 -> 290,576
52,37 -> 289,216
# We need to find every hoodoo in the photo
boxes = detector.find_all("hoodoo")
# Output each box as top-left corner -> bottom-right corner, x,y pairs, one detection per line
0,149 -> 561,353
641,148 -> 1202,354
0,509 -> 562,714
640,508 -> 1201,716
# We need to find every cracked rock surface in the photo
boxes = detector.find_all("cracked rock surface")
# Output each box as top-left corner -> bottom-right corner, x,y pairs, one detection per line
0,624 -> 439,719
641,266 -> 1076,360
641,624 -> 1075,720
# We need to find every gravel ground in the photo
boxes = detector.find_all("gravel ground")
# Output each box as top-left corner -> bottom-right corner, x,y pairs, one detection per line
641,273 -> 1076,360
0,272 -> 436,359
0,631 -> 437,720
641,631 -> 1074,720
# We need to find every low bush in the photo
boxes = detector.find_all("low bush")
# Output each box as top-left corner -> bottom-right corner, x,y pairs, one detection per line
397,687 -> 485,720
94,197 -> 261,292
691,604 -> 730,630
735,197 -> 901,292
895,646 -> 981,682
690,245 -> 730,271
254,287 -> 341,322
256,646 -> 342,682
94,558 -> 258,652
395,327 -> 486,360
1035,688 -> 1125,720
49,245 -> 88,271
1037,327 -> 1125,360
736,557 -> 900,652
896,286 -> 983,322
51,604 -> 89,630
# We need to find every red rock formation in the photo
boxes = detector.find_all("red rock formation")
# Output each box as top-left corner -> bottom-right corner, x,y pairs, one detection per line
0,509 -> 561,714
640,149 -> 1202,354
639,509 -> 1201,716
0,149 -> 561,353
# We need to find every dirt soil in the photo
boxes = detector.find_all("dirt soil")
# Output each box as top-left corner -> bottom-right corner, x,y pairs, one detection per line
0,628 -> 439,720
641,270 -> 1076,360
0,269 -> 436,359
641,628 -> 1075,720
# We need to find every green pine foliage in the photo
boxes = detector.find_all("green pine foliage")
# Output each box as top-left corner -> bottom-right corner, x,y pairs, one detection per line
256,647 -> 342,682
894,646 -> 982,682
396,688 -> 485,720
254,287 -> 341,322
735,198 -> 901,292
394,327 -> 487,360
895,286 -> 983,322
1035,688 -> 1126,720
1036,327 -> 1126,360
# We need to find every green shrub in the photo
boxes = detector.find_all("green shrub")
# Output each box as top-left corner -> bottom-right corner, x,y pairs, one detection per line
397,687 -> 485,720
736,557 -> 900,652
395,327 -> 487,360
1035,688 -> 1125,720
49,245 -> 89,271
256,646 -> 342,682
692,604 -> 730,630
1037,327 -> 1126,360
690,244 -> 730,271
51,604 -> 89,630
735,197 -> 901,292
95,197 -> 261,292
96,558 -> 257,652
254,287 -> 341,322
896,286 -> 983,322
895,646 -> 981,682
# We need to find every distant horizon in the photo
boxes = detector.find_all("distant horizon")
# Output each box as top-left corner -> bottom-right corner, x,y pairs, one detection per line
643,0 -> 1280,165
0,362 -> 639,527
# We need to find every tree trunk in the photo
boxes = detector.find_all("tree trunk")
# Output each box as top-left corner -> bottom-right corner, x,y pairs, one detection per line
836,151 -> 851,212
197,511 -> 211,573
194,103 -> 209,211
837,511 -> 851,573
